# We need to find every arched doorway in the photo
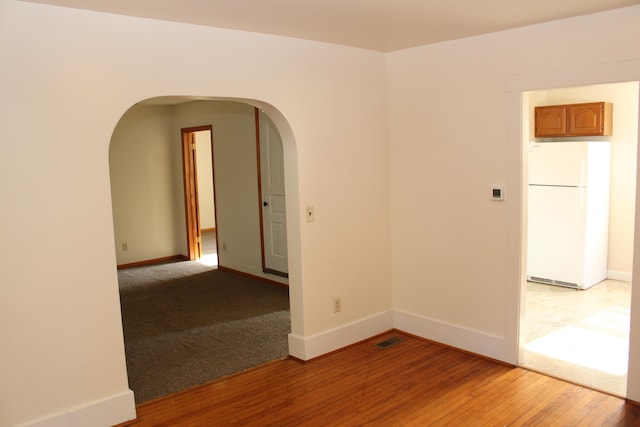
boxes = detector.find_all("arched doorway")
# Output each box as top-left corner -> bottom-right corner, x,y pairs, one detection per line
109,97 -> 301,402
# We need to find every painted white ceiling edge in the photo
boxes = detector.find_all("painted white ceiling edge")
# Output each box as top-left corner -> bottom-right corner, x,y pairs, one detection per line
21,0 -> 640,52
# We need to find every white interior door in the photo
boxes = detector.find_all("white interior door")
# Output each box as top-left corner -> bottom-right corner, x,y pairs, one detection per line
259,111 -> 288,275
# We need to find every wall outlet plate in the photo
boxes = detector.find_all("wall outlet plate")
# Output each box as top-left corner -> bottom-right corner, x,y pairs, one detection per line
306,206 -> 315,222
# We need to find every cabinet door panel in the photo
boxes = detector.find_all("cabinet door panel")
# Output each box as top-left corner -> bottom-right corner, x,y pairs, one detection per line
567,102 -> 604,136
535,105 -> 566,137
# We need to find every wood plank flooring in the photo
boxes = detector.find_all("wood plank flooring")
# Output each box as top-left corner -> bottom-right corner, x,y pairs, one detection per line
124,332 -> 640,426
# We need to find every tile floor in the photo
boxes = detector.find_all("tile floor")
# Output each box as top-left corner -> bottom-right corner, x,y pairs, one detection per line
523,279 -> 631,397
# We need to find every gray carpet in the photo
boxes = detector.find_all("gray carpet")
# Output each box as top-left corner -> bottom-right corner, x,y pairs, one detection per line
118,261 -> 291,403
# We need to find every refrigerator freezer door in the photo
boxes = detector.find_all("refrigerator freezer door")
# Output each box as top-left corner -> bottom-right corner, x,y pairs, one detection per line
527,185 -> 586,286
529,142 -> 586,187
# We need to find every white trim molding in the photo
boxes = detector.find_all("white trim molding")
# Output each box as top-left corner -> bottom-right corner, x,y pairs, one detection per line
288,310 -> 393,360
393,309 -> 507,363
288,309 -> 507,363
17,389 -> 136,427
608,270 -> 633,282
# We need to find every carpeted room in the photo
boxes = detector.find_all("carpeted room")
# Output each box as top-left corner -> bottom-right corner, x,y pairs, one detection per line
118,259 -> 290,403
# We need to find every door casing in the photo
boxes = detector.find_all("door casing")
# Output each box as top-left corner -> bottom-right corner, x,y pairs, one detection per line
181,125 -> 214,261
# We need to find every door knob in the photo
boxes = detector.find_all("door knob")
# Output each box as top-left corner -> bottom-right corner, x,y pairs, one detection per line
263,201 -> 269,207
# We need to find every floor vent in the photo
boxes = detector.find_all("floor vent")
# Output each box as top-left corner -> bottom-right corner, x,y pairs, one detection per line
375,336 -> 405,349
529,276 -> 579,289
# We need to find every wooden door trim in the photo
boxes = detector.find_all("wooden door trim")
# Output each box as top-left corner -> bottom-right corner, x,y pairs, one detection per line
255,108 -> 267,270
209,128 -> 220,265
181,125 -> 213,261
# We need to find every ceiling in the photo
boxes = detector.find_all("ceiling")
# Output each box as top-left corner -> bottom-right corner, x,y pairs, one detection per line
23,0 -> 640,52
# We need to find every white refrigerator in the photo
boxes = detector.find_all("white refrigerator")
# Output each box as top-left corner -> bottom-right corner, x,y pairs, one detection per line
527,141 -> 611,289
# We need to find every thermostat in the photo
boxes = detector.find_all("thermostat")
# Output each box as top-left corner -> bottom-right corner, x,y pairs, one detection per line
491,186 -> 506,201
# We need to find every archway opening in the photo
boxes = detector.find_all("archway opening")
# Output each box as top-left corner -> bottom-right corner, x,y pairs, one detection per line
108,96 -> 301,402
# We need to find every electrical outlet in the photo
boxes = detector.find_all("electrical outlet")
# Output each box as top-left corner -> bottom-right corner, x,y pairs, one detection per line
306,206 -> 315,222
122,242 -> 128,252
333,297 -> 341,313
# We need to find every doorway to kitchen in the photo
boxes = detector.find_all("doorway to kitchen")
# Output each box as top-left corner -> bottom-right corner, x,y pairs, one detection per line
521,81 -> 638,397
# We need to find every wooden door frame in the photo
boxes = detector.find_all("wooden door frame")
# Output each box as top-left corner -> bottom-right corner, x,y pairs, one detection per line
256,109 -> 268,271
181,125 -> 214,261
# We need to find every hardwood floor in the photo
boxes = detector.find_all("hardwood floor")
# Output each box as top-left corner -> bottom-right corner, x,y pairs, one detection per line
123,332 -> 640,426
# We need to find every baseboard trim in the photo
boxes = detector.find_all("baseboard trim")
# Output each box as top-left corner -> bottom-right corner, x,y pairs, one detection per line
608,270 -> 632,282
627,398 -> 640,407
117,255 -> 188,269
288,309 -> 506,363
393,309 -> 506,362
17,389 -> 136,427
218,265 -> 289,288
262,267 -> 289,278
288,311 -> 393,361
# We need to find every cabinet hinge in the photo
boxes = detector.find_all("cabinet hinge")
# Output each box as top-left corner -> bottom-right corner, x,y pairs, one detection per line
196,236 -> 201,243
192,143 -> 196,150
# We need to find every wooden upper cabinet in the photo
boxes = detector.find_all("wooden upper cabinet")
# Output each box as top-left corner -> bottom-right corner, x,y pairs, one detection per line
567,102 -> 612,136
535,102 -> 612,137
535,105 -> 567,137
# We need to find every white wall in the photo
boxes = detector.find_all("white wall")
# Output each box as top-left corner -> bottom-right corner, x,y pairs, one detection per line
2,0 -> 639,425
110,105 -> 187,265
0,2 -> 389,426
195,130 -> 215,230
172,101 -> 268,279
529,82 -> 639,280
388,4 -> 640,399
111,100 -> 274,283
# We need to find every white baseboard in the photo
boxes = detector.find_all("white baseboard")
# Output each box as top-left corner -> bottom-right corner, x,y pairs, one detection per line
393,309 -> 507,362
608,270 -> 632,282
288,309 -> 507,363
18,389 -> 136,427
288,310 -> 393,360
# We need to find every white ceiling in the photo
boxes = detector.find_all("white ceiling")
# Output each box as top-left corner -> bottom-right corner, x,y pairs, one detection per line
23,0 -> 640,51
